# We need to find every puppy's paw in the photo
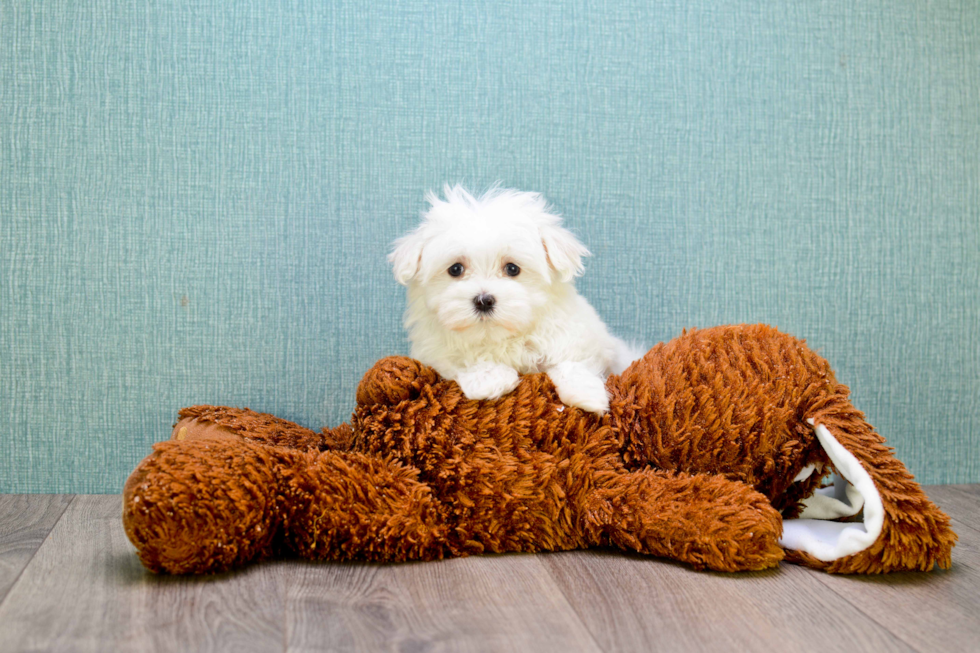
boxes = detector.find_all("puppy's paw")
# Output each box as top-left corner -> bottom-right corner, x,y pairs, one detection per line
455,362 -> 520,401
547,362 -> 610,414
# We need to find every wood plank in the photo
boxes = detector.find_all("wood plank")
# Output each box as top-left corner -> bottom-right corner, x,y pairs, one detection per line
0,495 -> 286,653
285,554 -> 602,653
0,494 -> 73,604
0,487 -> 977,652
801,485 -> 980,653
931,484 -> 980,534
542,549 -> 913,653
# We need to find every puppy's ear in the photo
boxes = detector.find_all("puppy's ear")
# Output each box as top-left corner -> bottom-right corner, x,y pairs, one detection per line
388,230 -> 426,285
540,224 -> 590,282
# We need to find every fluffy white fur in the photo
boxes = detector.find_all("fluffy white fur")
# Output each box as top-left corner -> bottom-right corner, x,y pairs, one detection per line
389,185 -> 639,413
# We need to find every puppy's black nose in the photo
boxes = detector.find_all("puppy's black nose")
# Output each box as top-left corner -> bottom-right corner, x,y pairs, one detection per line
473,293 -> 496,313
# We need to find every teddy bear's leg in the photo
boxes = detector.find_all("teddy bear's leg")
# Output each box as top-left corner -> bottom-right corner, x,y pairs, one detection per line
279,450 -> 452,563
583,469 -> 785,572
123,438 -> 297,574
173,405 -> 334,450
780,401 -> 956,573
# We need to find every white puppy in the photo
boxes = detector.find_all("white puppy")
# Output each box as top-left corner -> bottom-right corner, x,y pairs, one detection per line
389,185 -> 639,414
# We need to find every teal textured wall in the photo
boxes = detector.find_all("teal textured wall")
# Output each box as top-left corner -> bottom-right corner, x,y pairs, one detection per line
2,1 -> 978,492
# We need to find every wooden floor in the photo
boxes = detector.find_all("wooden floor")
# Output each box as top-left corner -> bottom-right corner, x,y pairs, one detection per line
0,487 -> 978,652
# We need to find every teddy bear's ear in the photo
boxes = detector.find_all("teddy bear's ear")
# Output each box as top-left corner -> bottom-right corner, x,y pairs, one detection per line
388,229 -> 426,285
540,223 -> 590,283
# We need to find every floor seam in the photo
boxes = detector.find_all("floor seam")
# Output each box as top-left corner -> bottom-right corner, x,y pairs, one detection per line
936,487 -> 980,535
0,494 -> 76,610
538,553 -> 613,653
806,568 -> 939,653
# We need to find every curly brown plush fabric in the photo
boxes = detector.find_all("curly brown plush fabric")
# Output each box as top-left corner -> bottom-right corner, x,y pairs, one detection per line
123,324 -> 955,575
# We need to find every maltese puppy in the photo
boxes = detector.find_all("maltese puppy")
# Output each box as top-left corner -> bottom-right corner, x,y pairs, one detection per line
389,185 -> 639,414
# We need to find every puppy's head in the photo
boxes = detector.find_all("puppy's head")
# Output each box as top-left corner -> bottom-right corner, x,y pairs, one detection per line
390,185 -> 590,336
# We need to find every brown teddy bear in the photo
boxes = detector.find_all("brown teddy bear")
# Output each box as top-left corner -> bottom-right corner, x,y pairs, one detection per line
123,324 -> 955,575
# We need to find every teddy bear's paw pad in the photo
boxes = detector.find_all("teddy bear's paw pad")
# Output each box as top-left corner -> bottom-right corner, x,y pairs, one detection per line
779,420 -> 884,562
171,417 -> 241,442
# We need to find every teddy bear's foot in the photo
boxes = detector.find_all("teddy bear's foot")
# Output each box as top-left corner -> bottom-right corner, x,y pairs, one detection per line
123,438 -> 296,574
172,416 -> 241,442
174,405 -> 332,450
589,469 -> 785,572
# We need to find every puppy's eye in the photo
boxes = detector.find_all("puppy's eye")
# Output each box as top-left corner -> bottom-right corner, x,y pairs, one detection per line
504,263 -> 521,277
448,263 -> 464,277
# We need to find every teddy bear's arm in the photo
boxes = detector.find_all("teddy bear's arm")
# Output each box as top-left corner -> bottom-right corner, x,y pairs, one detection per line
356,356 -> 443,407
279,450 -> 452,563
585,469 -> 785,572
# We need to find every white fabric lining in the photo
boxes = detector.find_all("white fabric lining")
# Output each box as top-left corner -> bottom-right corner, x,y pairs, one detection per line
777,420 -> 885,562
798,473 -> 865,520
793,463 -> 818,483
